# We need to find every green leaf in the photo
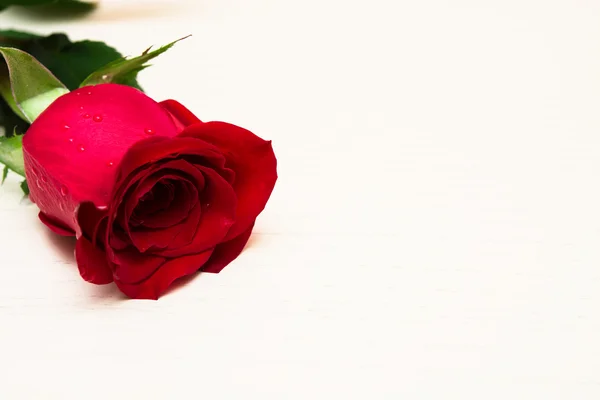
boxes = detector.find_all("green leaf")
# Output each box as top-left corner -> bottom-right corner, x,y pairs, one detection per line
0,0 -> 96,8
0,29 -> 40,42
0,30 -> 143,92
20,179 -> 28,195
0,134 -> 24,176
0,46 -> 69,122
1,165 -> 8,184
0,100 -> 27,136
81,36 -> 190,87
0,29 -> 152,135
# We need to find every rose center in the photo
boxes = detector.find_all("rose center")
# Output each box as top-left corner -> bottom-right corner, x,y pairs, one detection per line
130,178 -> 197,230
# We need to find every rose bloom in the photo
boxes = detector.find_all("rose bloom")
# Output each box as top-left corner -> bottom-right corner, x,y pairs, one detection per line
23,84 -> 277,299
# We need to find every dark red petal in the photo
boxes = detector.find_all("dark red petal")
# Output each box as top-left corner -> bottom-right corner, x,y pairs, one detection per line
133,159 -> 206,228
130,202 -> 202,253
75,236 -> 113,284
76,202 -> 108,242
114,250 -> 212,300
38,212 -> 76,236
115,136 -> 224,188
160,99 -> 202,130
134,180 -> 174,215
132,177 -> 196,229
179,122 -> 277,240
157,166 -> 237,257
110,250 -> 166,284
202,222 -> 255,273
125,179 -> 197,253
109,227 -> 130,251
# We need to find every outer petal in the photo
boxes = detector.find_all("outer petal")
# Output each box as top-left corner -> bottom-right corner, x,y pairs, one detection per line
23,84 -> 180,214
75,236 -> 113,284
114,250 -> 213,300
160,99 -> 202,130
202,222 -> 255,273
180,122 -> 277,240
39,212 -> 76,236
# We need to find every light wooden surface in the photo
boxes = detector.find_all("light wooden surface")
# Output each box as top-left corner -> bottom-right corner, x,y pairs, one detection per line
1,1 -> 600,398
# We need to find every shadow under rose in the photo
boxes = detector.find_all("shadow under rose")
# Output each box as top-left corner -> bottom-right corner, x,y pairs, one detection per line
44,230 -> 129,302
161,271 -> 205,298
45,229 -> 76,263
161,235 -> 261,299
86,281 -> 128,301
244,232 -> 263,249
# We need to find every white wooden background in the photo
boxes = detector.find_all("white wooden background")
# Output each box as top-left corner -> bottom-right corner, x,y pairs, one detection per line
1,1 -> 600,398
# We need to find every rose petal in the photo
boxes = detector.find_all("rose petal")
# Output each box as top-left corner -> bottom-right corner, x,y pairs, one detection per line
110,249 -> 166,284
115,136 -> 225,188
118,174 -> 194,253
114,250 -> 213,300
39,212 -> 76,236
157,166 -> 237,257
133,159 -> 206,229
76,202 -> 108,242
134,180 -> 174,216
125,178 -> 197,253
109,226 -> 130,251
134,178 -> 196,229
75,236 -> 113,284
129,202 -> 202,253
202,222 -> 255,273
179,122 -> 277,240
23,84 -> 180,208
160,99 -> 202,130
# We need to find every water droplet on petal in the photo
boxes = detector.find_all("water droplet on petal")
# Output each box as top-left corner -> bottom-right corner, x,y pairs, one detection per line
80,106 -> 84,110
93,115 -> 103,122
144,128 -> 155,135
36,179 -> 42,188
59,203 -> 65,211
68,138 -> 74,143
107,161 -> 114,167
41,175 -> 47,183
60,186 -> 68,196
87,91 -> 92,95
83,113 -> 91,119
78,146 -> 85,152
64,125 -> 70,130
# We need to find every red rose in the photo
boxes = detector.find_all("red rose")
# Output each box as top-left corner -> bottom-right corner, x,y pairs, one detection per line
23,84 -> 277,299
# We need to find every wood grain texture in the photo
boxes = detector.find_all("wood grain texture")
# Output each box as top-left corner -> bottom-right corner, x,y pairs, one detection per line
1,1 -> 600,398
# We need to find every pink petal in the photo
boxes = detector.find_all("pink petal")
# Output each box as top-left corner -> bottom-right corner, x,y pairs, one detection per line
23,84 -> 180,209
39,212 -> 76,236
